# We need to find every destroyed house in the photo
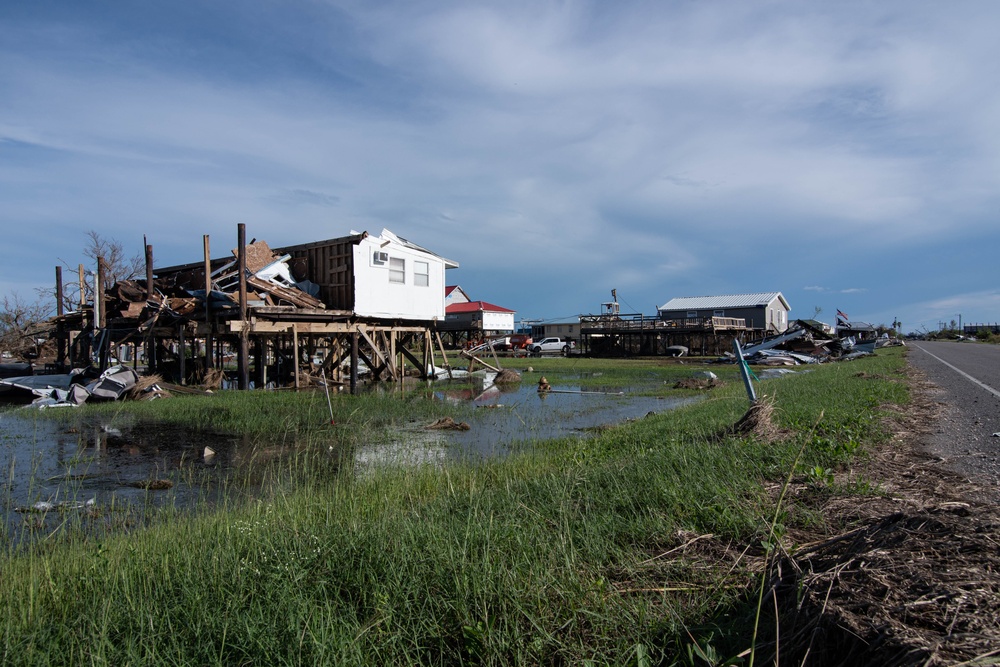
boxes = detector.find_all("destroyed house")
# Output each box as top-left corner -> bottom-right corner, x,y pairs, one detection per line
658,292 -> 791,333
156,229 -> 458,322
42,225 -> 464,393
835,320 -> 877,340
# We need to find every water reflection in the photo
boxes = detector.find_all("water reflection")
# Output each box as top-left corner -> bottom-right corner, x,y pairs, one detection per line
2,373 -> 703,542
359,372 -> 702,462
0,409 -> 246,545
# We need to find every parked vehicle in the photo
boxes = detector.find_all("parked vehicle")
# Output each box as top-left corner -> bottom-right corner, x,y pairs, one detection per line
508,334 -> 533,350
526,337 -> 575,356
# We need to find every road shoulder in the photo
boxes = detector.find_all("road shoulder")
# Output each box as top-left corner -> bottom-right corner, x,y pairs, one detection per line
768,359 -> 1000,665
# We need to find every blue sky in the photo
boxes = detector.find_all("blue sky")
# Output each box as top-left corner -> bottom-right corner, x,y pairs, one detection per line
2,1 -> 998,334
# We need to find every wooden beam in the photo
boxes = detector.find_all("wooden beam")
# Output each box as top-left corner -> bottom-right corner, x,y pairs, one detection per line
399,345 -> 425,376
78,263 -> 86,309
356,348 -> 377,383
227,320 -> 354,334
434,330 -> 453,379
356,327 -> 394,381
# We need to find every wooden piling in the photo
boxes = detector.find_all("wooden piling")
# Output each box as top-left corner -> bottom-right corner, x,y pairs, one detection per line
144,245 -> 154,373
237,223 -> 250,390
350,330 -> 359,394
203,234 -> 213,370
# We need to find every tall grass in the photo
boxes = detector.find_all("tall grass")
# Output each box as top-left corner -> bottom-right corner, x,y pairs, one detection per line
1,348 -> 908,665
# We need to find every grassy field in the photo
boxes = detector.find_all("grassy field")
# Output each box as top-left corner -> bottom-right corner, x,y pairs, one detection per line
0,348 -> 908,665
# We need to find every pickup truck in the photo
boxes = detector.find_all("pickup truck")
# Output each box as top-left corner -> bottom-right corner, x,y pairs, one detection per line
526,337 -> 575,356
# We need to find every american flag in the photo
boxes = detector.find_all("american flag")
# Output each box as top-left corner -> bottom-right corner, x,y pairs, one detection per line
837,309 -> 849,321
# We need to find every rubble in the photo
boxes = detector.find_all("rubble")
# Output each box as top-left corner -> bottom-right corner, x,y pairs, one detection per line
2,365 -> 167,408
734,320 -> 903,367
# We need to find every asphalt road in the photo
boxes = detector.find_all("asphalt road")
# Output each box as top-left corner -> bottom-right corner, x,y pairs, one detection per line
908,341 -> 1000,496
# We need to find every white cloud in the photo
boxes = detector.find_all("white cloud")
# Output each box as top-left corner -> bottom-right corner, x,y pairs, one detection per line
2,1 -> 999,326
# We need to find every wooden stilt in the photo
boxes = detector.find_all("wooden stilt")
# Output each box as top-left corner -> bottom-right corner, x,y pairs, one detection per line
350,331 -> 359,394
237,223 -> 250,390
292,324 -> 300,389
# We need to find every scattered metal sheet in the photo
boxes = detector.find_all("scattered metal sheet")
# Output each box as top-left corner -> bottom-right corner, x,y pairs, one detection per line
87,366 -> 139,400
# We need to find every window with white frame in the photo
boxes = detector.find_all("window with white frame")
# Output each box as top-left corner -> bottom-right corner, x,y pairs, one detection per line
414,261 -> 429,287
687,311 -> 698,318
713,310 -> 725,317
389,257 -> 405,284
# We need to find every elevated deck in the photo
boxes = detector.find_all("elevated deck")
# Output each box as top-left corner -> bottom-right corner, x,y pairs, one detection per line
579,314 -> 754,357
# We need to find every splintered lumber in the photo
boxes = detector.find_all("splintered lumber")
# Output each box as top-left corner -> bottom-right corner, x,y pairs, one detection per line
234,240 -> 279,273
246,275 -> 325,309
120,302 -> 145,318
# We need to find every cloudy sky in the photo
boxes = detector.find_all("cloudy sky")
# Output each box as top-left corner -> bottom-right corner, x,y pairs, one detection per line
2,1 -> 998,333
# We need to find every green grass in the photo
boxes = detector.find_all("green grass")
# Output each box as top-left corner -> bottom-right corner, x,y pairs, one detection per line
503,355 -> 743,392
1,348 -> 909,665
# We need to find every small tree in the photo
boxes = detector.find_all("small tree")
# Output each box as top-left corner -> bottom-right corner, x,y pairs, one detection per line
55,231 -> 145,310
0,293 -> 53,359
83,230 -> 144,288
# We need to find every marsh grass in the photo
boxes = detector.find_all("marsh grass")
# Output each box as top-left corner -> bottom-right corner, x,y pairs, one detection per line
2,348 -> 908,665
507,356 -> 741,394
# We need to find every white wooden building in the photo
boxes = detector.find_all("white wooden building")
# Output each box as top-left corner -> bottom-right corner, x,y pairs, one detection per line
278,228 -> 459,322
658,292 -> 791,333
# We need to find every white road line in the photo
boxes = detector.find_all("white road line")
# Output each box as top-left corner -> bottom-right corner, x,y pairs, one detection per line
914,344 -> 1000,400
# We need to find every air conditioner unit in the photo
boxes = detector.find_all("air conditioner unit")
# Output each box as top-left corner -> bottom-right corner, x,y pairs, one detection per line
373,251 -> 389,264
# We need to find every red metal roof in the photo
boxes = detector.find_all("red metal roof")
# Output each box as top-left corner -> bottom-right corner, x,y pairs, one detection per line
446,300 -> 515,314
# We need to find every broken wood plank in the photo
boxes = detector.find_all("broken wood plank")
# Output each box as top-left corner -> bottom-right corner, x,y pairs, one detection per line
246,275 -> 326,309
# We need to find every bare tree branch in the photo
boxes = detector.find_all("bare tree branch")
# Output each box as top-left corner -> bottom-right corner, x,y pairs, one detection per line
0,293 -> 53,358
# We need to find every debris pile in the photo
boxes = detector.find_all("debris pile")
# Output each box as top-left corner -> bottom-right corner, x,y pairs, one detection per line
674,370 -> 721,390
1,365 -> 170,408
425,417 -> 471,431
733,320 -> 904,367
112,239 -> 326,322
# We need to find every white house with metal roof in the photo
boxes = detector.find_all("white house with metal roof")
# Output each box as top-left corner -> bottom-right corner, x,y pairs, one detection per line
657,292 -> 791,332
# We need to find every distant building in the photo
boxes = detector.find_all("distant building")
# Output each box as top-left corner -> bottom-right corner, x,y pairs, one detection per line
835,320 -> 877,340
444,300 -> 516,342
444,285 -> 472,307
658,292 -> 791,333
531,320 -> 582,343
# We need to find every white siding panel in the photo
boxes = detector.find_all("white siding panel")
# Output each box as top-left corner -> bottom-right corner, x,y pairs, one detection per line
482,311 -> 515,332
352,236 -> 447,320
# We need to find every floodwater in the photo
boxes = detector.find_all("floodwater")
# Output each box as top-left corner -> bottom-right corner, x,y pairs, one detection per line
2,373 -> 702,543
355,372 -> 703,465
0,409 -> 248,545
